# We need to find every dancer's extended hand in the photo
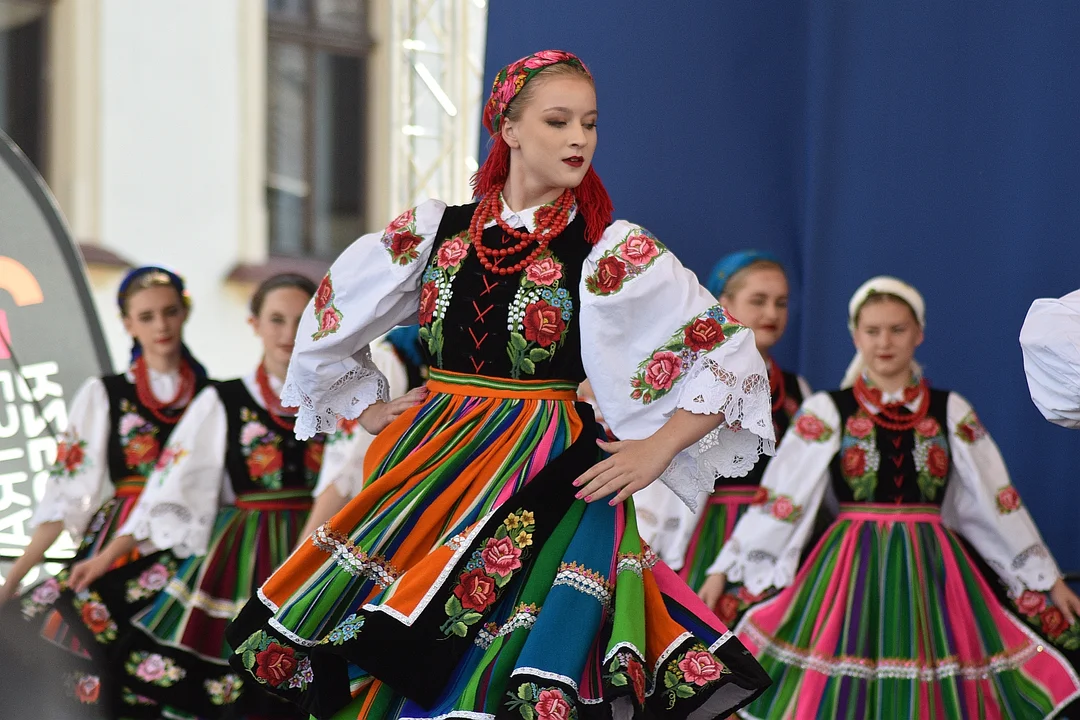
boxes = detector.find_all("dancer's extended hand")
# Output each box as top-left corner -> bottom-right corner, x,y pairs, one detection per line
359,387 -> 429,435
698,573 -> 727,611
572,438 -> 675,506
1050,578 -> 1080,625
68,554 -> 112,593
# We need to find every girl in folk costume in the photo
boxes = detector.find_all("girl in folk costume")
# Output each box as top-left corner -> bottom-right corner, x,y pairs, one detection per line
708,277 -> 1080,719
224,50 -> 776,720
0,266 -> 209,711
636,252 -> 810,629
67,274 -> 382,719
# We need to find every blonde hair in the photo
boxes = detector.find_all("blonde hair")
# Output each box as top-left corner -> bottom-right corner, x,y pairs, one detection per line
503,63 -> 594,125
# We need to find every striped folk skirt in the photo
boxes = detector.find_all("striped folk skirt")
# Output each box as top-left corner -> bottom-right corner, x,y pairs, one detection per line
225,369 -> 772,720
736,504 -> 1080,719
116,489 -> 312,719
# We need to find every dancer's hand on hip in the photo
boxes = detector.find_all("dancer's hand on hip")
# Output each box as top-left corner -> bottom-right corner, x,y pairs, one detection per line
572,437 -> 675,506
1050,578 -> 1080,625
359,387 -> 429,434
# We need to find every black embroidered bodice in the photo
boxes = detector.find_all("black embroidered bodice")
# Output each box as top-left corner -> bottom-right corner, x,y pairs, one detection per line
102,373 -> 211,483
416,203 -> 591,382
715,369 -> 804,488
216,379 -> 325,495
828,388 -> 952,505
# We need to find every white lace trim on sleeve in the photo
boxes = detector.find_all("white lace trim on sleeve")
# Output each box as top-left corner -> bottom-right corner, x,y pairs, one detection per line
282,346 -> 390,440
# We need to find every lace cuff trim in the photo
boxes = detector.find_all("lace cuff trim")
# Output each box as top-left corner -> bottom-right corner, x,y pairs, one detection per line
123,502 -> 215,559
657,360 -> 775,510
708,538 -> 799,596
281,346 -> 391,440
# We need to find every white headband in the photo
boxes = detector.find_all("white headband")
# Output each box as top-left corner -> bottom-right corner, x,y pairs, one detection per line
841,276 -> 926,388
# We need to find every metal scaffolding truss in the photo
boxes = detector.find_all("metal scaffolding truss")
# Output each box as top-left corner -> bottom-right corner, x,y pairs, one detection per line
389,0 -> 488,212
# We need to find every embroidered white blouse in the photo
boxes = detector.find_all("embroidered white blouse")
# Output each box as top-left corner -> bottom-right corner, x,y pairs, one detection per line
279,199 -> 776,510
117,372 -> 366,558
634,372 -> 812,571
708,389 -> 1062,598
29,369 -> 187,539
1020,288 -> 1080,428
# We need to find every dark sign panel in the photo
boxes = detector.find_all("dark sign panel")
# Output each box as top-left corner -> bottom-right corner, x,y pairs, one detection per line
0,130 -> 110,561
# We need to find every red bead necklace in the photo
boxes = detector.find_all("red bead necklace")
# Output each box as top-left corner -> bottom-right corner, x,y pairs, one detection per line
768,358 -> 786,414
853,374 -> 929,432
469,187 -> 575,276
256,362 -> 296,431
133,356 -> 195,424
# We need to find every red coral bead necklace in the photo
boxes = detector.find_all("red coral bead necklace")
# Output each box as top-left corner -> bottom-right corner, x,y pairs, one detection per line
469,185 -> 574,276
256,362 -> 296,431
133,356 -> 195,424
853,374 -> 929,432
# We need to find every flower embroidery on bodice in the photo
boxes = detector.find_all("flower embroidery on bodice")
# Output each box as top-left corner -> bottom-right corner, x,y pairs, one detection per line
837,408 -> 950,503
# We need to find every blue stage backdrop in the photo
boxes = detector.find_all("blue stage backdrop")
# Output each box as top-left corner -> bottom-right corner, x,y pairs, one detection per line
484,2 -> 1080,570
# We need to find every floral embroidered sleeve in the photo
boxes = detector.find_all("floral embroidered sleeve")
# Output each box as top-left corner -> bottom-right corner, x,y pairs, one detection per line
705,392 -> 840,595
281,199 -> 447,439
940,392 -> 1062,597
579,220 -> 775,510
1019,288 -> 1080,428
117,386 -> 229,558
30,377 -> 112,538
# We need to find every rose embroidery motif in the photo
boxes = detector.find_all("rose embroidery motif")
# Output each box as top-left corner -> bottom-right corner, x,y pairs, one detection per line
418,281 -> 439,325
239,408 -> 284,490
1012,592 -> 1080,651
794,411 -> 833,442
629,306 -> 744,405
124,651 -> 186,687
955,410 -> 988,444
442,508 -> 536,638
437,235 -> 469,268
311,272 -> 344,341
381,207 -> 424,266
51,435 -> 89,478
30,577 -> 60,607
913,418 -> 950,501
418,230 -> 470,367
996,486 -> 1022,514
482,536 -> 522,577
124,559 -> 179,603
75,592 -> 118,642
585,226 -> 667,296
620,232 -> 661,266
838,410 -> 879,500
845,414 -> 874,439
506,250 -> 572,378
662,643 -> 730,709
522,301 -> 566,348
716,593 -> 740,625
505,683 -> 579,720
1015,590 -> 1047,617
683,318 -> 725,353
73,673 -> 101,704
752,489 -> 802,524
234,630 -> 313,691
525,256 -> 563,286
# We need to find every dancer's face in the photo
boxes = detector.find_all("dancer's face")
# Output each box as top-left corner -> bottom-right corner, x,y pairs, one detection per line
852,298 -> 924,383
249,287 -> 311,375
721,267 -> 790,353
501,74 -> 597,196
122,286 -> 188,362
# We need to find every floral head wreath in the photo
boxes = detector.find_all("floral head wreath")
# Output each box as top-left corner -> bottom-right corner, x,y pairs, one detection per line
472,49 -> 613,244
